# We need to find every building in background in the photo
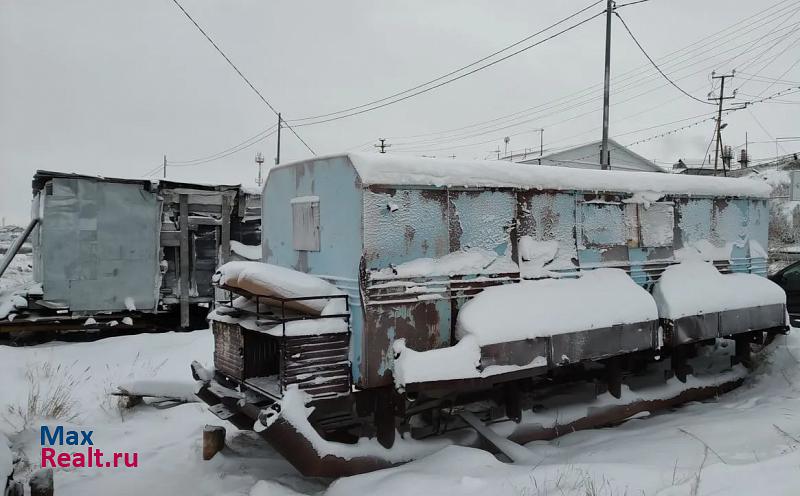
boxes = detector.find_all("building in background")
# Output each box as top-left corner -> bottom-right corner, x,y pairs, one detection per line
516,138 -> 665,173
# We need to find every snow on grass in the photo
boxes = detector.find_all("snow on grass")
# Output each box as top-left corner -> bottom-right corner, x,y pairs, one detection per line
0,330 -> 326,496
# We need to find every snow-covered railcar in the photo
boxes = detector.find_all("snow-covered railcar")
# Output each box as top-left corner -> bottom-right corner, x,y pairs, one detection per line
0,171 -> 261,334
195,153 -> 788,476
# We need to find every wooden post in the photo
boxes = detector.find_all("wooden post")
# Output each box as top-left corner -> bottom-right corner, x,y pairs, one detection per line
202,425 -> 226,460
29,468 -> 53,496
179,194 -> 190,328
220,194 -> 231,264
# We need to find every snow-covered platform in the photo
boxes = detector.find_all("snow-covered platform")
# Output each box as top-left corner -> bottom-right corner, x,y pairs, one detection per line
393,269 -> 660,389
653,261 -> 787,345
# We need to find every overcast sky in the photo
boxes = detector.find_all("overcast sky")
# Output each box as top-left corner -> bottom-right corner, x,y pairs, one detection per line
1,0 -> 798,224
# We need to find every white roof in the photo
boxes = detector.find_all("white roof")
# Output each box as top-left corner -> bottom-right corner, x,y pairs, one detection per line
272,152 -> 772,198
519,139 -> 664,173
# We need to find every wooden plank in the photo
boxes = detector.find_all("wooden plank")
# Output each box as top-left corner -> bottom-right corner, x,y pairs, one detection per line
179,194 -> 190,328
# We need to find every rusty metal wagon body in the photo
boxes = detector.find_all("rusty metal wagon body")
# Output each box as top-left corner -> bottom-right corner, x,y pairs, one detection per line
196,153 -> 787,476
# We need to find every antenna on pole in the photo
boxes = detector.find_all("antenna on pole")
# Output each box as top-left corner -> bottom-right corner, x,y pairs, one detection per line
275,113 -> 282,165
375,138 -> 391,153
255,152 -> 265,186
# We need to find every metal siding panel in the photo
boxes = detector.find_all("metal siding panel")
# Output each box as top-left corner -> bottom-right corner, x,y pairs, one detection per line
362,188 -> 449,269
579,202 -> 626,248
449,190 -> 515,255
516,191 -> 578,273
40,178 -> 160,312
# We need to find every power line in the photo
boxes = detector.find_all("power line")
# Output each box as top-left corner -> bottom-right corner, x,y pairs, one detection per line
286,0 -> 606,124
386,4 -> 800,150
615,11 -> 714,105
168,128 -> 279,167
168,0 -> 316,155
289,9 -> 607,128
168,123 -> 277,165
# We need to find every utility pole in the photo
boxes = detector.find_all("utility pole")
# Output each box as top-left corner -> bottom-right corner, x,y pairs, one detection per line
255,152 -> 265,187
163,155 -> 167,179
600,0 -> 614,170
709,72 -> 736,174
375,138 -> 391,153
275,113 -> 282,165
537,128 -> 544,157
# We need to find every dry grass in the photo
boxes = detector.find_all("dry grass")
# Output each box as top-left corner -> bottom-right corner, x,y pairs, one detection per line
3,362 -> 83,430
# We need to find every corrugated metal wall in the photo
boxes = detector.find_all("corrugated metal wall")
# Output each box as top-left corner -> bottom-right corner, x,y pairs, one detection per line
37,177 -> 161,312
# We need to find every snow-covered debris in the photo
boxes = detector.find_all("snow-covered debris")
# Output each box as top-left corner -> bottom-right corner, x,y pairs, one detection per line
0,294 -> 26,320
392,336 -> 546,386
652,261 -> 786,319
371,248 -> 518,280
345,152 -> 771,197
258,387 -> 450,462
230,240 -> 262,261
121,316 -> 133,326
212,261 -> 343,315
124,297 -> 136,311
116,380 -> 199,402
456,269 -> 658,345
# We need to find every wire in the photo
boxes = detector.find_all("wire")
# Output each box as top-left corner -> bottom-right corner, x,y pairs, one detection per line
169,0 -> 316,155
143,164 -> 165,178
169,128 -> 278,167
168,123 -> 277,165
387,1 -> 800,150
286,0 -> 606,124
616,0 -> 652,8
289,10 -> 607,127
615,11 -> 714,105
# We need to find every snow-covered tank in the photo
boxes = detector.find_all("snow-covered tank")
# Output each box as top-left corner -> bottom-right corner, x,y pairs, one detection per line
196,153 -> 788,476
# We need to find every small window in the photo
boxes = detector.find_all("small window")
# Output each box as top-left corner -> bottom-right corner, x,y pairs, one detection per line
291,196 -> 320,251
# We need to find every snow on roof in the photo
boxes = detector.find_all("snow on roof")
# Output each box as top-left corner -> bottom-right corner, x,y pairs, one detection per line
272,153 -> 771,198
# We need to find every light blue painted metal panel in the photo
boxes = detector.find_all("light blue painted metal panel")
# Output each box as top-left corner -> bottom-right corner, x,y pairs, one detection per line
262,156 -> 365,382
362,188 -> 449,270
449,190 -> 515,255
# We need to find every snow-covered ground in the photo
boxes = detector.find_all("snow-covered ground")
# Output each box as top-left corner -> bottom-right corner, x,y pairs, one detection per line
3,246 -> 800,495
0,328 -> 798,495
